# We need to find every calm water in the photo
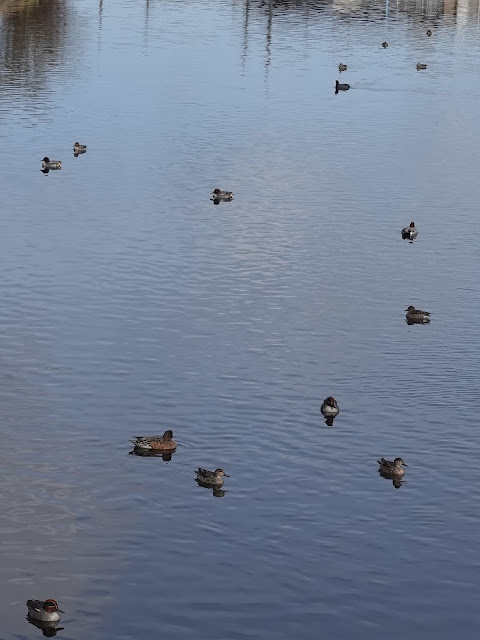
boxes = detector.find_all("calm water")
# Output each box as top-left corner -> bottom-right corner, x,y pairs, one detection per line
1,0 -> 480,637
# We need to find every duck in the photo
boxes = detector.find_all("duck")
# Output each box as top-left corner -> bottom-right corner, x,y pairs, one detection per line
377,457 -> 408,476
42,157 -> 61,169
26,599 -> 64,623
212,188 -> 233,200
426,29 -> 432,36
416,63 -> 427,70
73,142 -> 87,153
335,80 -> 350,93
320,396 -> 340,416
338,63 -> 347,72
130,430 -> 177,451
382,41 -> 389,48
405,305 -> 430,323
402,221 -> 418,239
195,468 -> 229,487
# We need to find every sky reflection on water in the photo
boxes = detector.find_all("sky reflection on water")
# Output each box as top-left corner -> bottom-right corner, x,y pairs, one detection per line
1,0 -> 480,638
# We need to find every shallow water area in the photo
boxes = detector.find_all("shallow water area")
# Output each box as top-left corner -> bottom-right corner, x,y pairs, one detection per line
2,0 -> 480,638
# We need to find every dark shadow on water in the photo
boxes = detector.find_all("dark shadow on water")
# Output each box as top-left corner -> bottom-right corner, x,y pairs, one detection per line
323,414 -> 337,427
196,479 -> 227,498
211,198 -> 233,205
378,470 -> 406,489
27,615 -> 64,637
129,448 -> 176,462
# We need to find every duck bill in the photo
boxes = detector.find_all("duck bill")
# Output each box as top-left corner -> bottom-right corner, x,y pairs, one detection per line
224,473 -> 230,477
402,463 -> 408,467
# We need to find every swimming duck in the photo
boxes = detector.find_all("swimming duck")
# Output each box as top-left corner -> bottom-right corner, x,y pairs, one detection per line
335,80 -> 350,93
320,396 -> 340,416
73,142 -> 87,153
402,221 -> 418,239
377,457 -> 408,476
26,600 -> 64,623
338,63 -> 347,72
130,430 -> 177,451
382,41 -> 388,48
195,468 -> 229,487
42,157 -> 61,169
212,188 -> 233,200
405,306 -> 430,323
416,63 -> 427,70
426,29 -> 432,36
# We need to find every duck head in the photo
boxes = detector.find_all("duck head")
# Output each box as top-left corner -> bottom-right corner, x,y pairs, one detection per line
42,157 -> 50,163
409,221 -> 415,228
393,458 -> 408,467
162,429 -> 174,440
214,468 -> 229,477
43,600 -> 64,614
324,396 -> 337,407
405,306 -> 416,312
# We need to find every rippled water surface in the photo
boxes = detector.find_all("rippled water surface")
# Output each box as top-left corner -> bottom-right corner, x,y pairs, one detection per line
2,0 -> 480,637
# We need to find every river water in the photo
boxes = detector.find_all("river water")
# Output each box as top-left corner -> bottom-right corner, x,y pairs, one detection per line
1,0 -> 480,638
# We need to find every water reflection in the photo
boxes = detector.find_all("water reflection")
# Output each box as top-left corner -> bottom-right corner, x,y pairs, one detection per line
240,0 -> 480,64
0,0 -> 73,99
129,448 -> 176,462
195,480 -> 227,498
26,616 -> 64,637
211,198 -> 232,205
378,469 -> 407,489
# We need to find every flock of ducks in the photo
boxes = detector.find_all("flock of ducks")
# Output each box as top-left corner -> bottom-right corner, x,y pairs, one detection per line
26,427 -> 230,634
27,26 -> 438,638
41,143 -> 87,174
336,30 -> 432,94
129,432 -> 229,490
320,396 -> 409,483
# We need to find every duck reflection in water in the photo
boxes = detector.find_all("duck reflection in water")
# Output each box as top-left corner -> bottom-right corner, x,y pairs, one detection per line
211,197 -> 232,206
210,486 -> 227,498
27,616 -> 64,637
378,469 -> 406,489
129,448 -> 175,462
323,414 -> 337,427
